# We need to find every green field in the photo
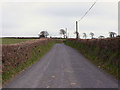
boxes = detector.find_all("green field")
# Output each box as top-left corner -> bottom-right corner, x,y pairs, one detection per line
1,38 -> 34,44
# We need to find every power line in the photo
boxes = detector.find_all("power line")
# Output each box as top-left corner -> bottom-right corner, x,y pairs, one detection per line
69,1 -> 97,39
69,1 -> 97,30
75,0 -> 97,39
78,0 -> 97,22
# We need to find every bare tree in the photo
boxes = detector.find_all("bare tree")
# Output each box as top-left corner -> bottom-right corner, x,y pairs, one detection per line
74,31 -> 80,38
83,33 -> 87,39
98,35 -> 105,39
60,29 -> 66,38
90,32 -> 94,39
109,32 -> 117,38
38,31 -> 49,38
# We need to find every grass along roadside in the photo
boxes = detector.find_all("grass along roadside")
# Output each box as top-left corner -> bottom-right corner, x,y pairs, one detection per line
2,41 -> 56,85
64,39 -> 119,81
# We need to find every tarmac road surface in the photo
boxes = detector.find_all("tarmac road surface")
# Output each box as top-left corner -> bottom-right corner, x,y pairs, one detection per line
3,43 -> 118,88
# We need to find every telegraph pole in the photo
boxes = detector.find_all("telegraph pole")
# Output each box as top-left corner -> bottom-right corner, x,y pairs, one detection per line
75,0 -> 97,39
76,21 -> 79,39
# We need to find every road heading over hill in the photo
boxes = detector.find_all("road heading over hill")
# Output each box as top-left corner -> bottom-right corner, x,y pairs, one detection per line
4,43 -> 118,88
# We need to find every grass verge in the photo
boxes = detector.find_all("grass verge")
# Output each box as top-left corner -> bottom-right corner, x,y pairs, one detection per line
64,39 -> 119,81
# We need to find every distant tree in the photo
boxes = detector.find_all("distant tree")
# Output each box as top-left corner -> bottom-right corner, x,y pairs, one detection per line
117,35 -> 120,37
90,32 -> 94,39
74,31 -> 80,39
83,33 -> 87,39
98,35 -> 105,39
60,29 -> 66,38
38,31 -> 49,38
109,32 -> 117,38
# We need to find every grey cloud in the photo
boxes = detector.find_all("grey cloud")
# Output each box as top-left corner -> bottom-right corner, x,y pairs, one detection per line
32,2 -> 93,18
1,2 -> 118,38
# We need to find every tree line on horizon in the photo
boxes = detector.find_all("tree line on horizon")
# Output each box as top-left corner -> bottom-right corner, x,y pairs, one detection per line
38,29 -> 119,39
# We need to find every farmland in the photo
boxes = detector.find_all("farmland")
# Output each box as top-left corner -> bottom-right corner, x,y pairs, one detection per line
1,38 -> 34,44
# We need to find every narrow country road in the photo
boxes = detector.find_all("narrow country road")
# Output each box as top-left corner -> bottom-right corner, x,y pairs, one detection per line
3,43 -> 118,88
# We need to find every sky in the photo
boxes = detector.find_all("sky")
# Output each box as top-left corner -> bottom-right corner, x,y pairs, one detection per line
0,0 -> 119,38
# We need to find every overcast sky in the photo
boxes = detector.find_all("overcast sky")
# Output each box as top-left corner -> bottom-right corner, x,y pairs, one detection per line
0,0 -> 118,38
